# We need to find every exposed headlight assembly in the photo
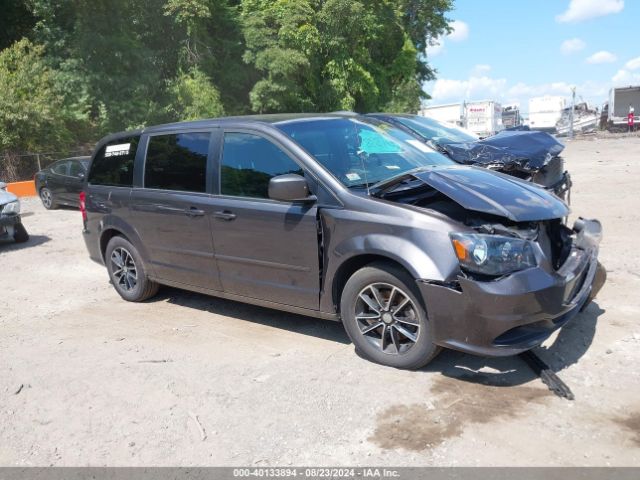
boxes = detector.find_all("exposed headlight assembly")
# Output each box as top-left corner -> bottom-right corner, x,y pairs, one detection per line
450,232 -> 536,276
1,200 -> 20,215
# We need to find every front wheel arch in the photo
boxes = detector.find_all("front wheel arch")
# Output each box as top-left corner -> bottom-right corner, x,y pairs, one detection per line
333,255 -> 424,318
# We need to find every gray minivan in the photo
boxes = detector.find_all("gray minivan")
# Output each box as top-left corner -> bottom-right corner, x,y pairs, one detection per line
81,114 -> 602,369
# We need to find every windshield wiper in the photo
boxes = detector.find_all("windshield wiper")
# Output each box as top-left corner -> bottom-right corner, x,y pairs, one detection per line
347,182 -> 372,189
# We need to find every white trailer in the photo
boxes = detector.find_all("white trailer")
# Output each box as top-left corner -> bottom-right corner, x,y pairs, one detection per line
529,96 -> 566,132
420,103 -> 464,127
464,100 -> 504,137
608,86 -> 640,127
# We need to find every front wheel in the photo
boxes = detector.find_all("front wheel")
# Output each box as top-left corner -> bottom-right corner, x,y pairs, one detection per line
105,236 -> 159,302
340,262 -> 440,369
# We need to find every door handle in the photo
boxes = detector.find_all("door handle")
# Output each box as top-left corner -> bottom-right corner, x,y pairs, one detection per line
213,210 -> 236,221
186,207 -> 205,217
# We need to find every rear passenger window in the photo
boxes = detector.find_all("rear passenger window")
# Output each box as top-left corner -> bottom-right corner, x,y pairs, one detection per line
51,161 -> 69,175
69,161 -> 85,177
221,132 -> 303,198
144,132 -> 210,193
88,136 -> 139,187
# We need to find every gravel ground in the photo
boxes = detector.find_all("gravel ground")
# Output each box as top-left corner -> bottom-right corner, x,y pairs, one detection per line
1,136 -> 639,466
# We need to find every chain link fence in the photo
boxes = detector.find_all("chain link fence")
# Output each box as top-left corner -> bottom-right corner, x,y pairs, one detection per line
0,150 -> 92,183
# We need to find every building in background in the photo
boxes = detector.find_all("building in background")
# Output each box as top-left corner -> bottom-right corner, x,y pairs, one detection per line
464,100 -> 504,137
606,86 -> 640,131
528,96 -> 566,133
501,104 -> 522,129
419,103 -> 464,127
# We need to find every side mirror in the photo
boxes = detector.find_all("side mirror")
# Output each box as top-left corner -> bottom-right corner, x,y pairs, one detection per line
0,182 -> 7,191
77,172 -> 85,180
268,174 -> 316,202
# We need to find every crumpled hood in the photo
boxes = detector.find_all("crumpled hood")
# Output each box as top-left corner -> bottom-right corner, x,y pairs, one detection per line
0,188 -> 17,206
440,130 -> 565,172
375,166 -> 569,222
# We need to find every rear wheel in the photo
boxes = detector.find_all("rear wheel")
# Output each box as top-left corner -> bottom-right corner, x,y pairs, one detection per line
40,187 -> 56,210
105,236 -> 159,302
340,262 -> 440,369
13,223 -> 29,243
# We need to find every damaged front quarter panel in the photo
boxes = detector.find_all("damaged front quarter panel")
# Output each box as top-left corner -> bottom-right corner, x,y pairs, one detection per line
369,167 -> 601,356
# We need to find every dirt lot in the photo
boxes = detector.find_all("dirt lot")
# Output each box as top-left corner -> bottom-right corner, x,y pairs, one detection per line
1,136 -> 640,466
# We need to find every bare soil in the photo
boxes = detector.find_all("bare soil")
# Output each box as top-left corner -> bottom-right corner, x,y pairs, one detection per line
1,136 -> 640,466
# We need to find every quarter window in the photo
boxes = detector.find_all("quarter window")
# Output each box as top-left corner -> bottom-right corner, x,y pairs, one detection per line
144,132 -> 210,193
221,132 -> 303,198
51,161 -> 69,176
88,136 -> 139,187
69,161 -> 85,177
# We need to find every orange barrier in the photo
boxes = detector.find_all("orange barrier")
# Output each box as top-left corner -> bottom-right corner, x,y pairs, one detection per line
6,180 -> 37,197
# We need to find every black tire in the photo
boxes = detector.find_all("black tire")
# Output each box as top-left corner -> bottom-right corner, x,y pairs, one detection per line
105,235 -> 159,302
40,187 -> 57,210
340,262 -> 440,370
13,223 -> 29,243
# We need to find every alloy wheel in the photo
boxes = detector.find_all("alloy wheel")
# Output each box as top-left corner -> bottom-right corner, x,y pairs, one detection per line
354,282 -> 420,355
110,247 -> 138,291
41,189 -> 52,208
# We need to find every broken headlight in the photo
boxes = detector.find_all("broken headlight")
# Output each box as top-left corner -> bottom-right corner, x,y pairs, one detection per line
449,233 -> 536,276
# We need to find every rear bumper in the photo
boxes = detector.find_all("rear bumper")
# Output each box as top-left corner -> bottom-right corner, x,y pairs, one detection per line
419,218 -> 602,356
0,214 -> 21,227
83,228 -> 104,265
0,214 -> 21,238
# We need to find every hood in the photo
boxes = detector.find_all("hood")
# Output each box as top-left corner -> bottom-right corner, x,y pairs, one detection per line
440,130 -> 565,172
373,166 -> 569,222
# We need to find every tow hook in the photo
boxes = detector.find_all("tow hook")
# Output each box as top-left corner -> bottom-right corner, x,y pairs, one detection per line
519,350 -> 575,400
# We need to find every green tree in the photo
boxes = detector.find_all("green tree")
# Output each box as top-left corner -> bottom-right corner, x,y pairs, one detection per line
0,39 -> 74,153
166,68 -> 225,120
240,0 -> 452,114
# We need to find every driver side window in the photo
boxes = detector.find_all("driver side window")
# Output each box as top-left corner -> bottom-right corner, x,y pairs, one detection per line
220,132 -> 303,198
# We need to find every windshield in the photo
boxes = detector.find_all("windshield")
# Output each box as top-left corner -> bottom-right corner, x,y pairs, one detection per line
394,116 -> 478,145
276,117 -> 453,188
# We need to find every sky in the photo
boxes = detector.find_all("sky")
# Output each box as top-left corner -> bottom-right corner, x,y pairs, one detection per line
422,0 -> 640,115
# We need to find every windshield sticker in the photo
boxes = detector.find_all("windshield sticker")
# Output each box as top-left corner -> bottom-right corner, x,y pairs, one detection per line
105,143 -> 131,157
345,172 -> 361,181
406,139 -> 432,153
358,130 -> 402,154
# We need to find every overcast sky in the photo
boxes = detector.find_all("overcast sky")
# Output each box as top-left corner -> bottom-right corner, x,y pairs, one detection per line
423,0 -> 640,114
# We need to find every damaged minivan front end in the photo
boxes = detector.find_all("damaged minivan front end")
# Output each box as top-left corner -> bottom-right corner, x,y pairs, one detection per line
372,165 -> 602,356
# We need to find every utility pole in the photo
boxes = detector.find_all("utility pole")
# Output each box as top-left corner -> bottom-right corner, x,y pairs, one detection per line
569,87 -> 576,139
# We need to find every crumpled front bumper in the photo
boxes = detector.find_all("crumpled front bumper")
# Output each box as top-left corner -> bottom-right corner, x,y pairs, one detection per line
418,218 -> 602,357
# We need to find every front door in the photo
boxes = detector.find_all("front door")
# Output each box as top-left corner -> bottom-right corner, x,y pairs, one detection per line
130,131 -> 221,291
210,131 -> 320,310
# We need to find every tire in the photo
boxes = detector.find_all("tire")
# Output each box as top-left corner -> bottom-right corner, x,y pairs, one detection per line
105,235 -> 159,302
40,187 -> 56,210
340,262 -> 440,370
13,223 -> 29,243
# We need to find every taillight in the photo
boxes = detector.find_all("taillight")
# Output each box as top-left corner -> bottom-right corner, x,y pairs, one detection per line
79,191 -> 87,224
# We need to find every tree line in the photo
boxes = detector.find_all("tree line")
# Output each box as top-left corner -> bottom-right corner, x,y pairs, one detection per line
0,0 -> 452,181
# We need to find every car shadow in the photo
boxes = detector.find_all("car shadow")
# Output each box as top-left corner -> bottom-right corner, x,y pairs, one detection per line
155,284 -> 603,387
155,287 -> 351,345
421,300 -> 604,387
0,234 -> 51,252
